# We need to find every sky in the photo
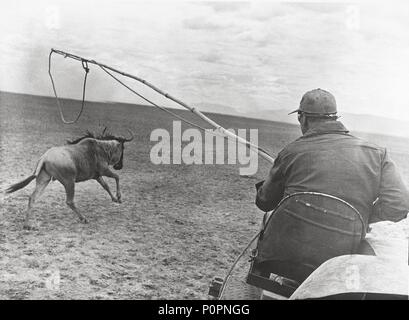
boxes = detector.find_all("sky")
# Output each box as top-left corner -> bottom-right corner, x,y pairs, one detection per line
1,0 -> 409,122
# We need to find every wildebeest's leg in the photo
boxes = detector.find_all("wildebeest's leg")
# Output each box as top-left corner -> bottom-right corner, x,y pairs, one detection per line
95,176 -> 120,203
101,168 -> 122,203
24,170 -> 51,230
63,181 -> 88,224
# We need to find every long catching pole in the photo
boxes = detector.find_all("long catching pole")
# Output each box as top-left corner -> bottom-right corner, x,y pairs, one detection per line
49,48 -> 275,164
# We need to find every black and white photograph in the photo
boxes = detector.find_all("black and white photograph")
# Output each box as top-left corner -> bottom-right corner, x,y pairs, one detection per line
0,0 -> 408,305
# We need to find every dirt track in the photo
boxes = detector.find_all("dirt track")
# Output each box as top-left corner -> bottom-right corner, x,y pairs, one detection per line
0,92 -> 407,299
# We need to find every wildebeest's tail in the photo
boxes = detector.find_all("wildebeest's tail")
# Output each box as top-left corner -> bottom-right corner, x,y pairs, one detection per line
5,158 -> 45,194
5,175 -> 36,193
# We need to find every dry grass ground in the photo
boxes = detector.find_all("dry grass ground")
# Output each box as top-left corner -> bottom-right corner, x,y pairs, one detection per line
0,91 -> 407,299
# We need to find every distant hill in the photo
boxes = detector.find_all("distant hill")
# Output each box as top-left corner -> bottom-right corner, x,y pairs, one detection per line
193,102 -> 242,117
340,113 -> 409,139
1,90 -> 408,138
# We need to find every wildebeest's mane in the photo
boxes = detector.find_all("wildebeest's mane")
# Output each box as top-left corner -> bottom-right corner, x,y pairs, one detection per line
67,129 -> 123,145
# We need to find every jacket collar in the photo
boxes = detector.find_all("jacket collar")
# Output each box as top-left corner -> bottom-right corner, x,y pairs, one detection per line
302,120 -> 349,138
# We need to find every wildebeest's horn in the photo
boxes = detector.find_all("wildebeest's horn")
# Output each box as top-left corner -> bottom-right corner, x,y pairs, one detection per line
123,129 -> 134,142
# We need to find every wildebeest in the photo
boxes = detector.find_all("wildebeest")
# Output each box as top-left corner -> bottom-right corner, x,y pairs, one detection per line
5,128 -> 134,230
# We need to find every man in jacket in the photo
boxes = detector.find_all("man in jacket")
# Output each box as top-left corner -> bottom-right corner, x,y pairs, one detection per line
256,88 -> 409,228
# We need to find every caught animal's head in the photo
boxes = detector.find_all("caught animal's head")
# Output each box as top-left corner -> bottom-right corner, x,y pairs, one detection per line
98,128 -> 134,170
68,127 -> 134,170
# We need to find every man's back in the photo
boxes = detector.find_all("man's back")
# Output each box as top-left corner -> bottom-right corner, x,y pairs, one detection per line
256,120 -> 409,226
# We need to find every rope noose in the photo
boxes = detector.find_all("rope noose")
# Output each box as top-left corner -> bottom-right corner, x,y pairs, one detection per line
48,50 -> 89,124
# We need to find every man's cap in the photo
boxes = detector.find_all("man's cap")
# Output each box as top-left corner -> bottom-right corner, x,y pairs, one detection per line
289,88 -> 337,116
